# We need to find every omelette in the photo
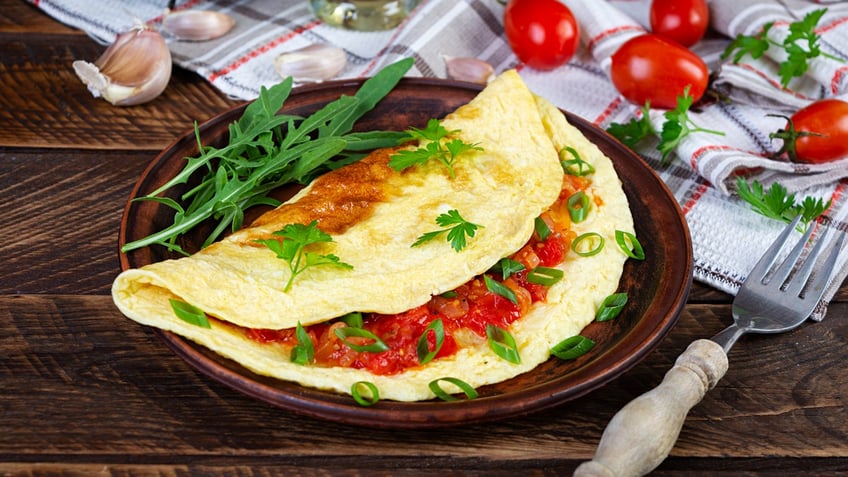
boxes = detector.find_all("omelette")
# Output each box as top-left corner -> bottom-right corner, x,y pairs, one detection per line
112,70 -> 635,402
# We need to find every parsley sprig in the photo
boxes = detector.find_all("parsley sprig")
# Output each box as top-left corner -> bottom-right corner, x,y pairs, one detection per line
388,119 -> 482,178
121,58 -> 414,254
607,87 -> 724,165
721,9 -> 842,88
735,177 -> 831,232
255,220 -> 353,292
412,209 -> 481,252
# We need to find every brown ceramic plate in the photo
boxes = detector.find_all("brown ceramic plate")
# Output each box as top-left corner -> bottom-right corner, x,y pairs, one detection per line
119,77 -> 692,428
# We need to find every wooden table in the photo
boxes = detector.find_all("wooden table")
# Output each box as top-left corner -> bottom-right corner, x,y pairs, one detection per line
2,1 -> 846,474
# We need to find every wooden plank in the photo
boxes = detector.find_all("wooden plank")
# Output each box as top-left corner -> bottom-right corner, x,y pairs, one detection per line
3,295 -> 846,461
0,1 -> 80,34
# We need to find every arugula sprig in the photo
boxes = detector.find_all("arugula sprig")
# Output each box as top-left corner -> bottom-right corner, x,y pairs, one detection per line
255,220 -> 353,292
412,209 -> 481,252
607,87 -> 725,165
388,119 -> 483,178
721,9 -> 843,88
735,177 -> 831,232
121,58 -> 414,254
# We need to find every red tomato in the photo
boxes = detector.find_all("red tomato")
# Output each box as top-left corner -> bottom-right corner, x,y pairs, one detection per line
504,0 -> 580,70
650,0 -> 709,47
779,98 -> 848,163
610,34 -> 709,109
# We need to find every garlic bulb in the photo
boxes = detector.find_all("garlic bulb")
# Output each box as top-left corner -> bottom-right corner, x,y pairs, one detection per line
73,25 -> 172,106
274,44 -> 347,83
162,10 -> 235,41
444,56 -> 494,84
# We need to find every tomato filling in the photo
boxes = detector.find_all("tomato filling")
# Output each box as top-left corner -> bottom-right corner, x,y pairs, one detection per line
246,174 -> 590,375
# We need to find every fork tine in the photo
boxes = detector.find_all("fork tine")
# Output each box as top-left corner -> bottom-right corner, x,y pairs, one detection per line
789,230 -> 846,301
784,226 -> 832,296
748,215 -> 803,283
770,218 -> 817,286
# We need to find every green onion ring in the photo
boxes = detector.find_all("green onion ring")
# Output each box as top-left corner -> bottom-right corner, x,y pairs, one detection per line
596,292 -> 628,322
559,146 -> 596,176
290,321 -> 314,365
334,326 -> 390,353
526,266 -> 564,286
484,275 -> 518,304
615,230 -> 645,260
534,216 -> 552,240
550,335 -> 595,360
571,232 -> 605,257
486,324 -> 521,364
567,191 -> 590,223
169,299 -> 211,328
428,377 -> 479,401
351,381 -> 380,406
416,319 -> 445,365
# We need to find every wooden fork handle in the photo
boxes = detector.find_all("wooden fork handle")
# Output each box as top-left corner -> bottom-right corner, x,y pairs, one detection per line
573,339 -> 729,477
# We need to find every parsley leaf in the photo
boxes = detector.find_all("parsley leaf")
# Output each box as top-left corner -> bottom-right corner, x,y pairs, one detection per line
722,9 -> 841,88
256,220 -> 353,291
388,119 -> 482,178
412,209 -> 481,252
735,177 -> 831,232
606,103 -> 654,148
656,87 -> 725,165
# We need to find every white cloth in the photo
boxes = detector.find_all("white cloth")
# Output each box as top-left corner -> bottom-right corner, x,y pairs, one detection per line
33,0 -> 848,320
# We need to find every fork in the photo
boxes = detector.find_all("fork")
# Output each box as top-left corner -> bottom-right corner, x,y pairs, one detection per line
574,215 -> 846,477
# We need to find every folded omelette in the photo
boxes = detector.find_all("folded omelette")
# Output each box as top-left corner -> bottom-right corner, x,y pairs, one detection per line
113,70 -> 635,402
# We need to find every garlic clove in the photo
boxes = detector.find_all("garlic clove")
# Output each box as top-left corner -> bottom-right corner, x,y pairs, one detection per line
444,56 -> 495,84
274,44 -> 348,83
162,9 -> 235,41
73,25 -> 172,106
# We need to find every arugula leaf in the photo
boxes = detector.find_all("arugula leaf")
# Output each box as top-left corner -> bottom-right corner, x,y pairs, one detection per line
721,9 -> 841,88
412,209 -> 481,252
735,177 -> 831,231
122,58 -> 414,254
256,220 -> 353,291
388,118 -> 482,178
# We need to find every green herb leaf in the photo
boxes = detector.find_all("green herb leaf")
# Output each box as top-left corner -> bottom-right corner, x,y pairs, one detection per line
256,220 -> 353,291
169,299 -> 211,328
388,118 -> 482,178
615,230 -> 645,260
606,103 -> 655,148
735,177 -> 831,232
412,209 -> 481,252
121,58 -> 414,254
550,335 -> 595,360
596,293 -> 628,322
721,22 -> 773,63
416,319 -> 445,365
351,381 -> 380,406
428,377 -> 478,401
484,275 -> 518,304
486,324 -> 521,364
290,321 -> 314,365
656,86 -> 725,165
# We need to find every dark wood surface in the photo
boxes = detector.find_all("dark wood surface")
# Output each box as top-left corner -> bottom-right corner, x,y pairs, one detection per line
2,1 -> 846,474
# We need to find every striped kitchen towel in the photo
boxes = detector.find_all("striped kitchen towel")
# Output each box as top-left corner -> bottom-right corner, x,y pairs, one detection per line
33,0 -> 848,319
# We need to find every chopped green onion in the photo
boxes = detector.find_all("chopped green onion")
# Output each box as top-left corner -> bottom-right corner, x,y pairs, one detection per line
567,191 -> 590,222
615,230 -> 645,260
440,290 -> 459,298
559,146 -> 596,176
339,311 -> 364,328
596,292 -> 628,322
416,319 -> 445,365
290,321 -> 314,365
351,381 -> 380,406
526,266 -> 564,286
428,377 -> 478,401
550,335 -> 595,360
491,258 -> 526,280
169,299 -> 211,328
486,324 -> 521,364
484,275 -> 517,304
534,216 -> 552,240
334,326 -> 390,353
571,232 -> 605,257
